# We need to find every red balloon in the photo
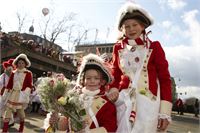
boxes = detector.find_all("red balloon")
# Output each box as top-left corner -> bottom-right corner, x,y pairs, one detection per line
42,8 -> 49,16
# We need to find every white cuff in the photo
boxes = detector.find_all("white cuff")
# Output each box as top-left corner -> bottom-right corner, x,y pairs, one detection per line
160,100 -> 172,116
158,113 -> 172,122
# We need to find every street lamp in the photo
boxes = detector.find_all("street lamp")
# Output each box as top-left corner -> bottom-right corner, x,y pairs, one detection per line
172,76 -> 181,99
178,92 -> 187,96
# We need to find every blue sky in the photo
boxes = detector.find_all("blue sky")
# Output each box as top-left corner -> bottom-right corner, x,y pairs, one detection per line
1,0 -> 200,99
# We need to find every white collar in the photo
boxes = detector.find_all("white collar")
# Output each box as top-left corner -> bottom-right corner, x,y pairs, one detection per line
82,87 -> 100,97
126,44 -> 134,51
128,39 -> 137,46
15,68 -> 27,73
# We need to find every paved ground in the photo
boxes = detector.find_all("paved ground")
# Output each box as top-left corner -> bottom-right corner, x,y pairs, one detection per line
0,111 -> 199,133
1,113 -> 45,133
167,112 -> 200,133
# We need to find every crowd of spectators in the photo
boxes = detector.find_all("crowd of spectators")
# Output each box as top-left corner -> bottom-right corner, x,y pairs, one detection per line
0,32 -> 10,48
0,32 -> 77,66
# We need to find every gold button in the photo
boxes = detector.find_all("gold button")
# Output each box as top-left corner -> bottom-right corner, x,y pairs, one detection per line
96,106 -> 100,109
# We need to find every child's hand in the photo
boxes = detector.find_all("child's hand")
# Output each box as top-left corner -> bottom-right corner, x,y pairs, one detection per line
157,118 -> 169,132
76,115 -> 92,133
74,118 -> 90,133
82,117 -> 90,129
107,88 -> 119,102
49,113 -> 69,131
57,116 -> 69,131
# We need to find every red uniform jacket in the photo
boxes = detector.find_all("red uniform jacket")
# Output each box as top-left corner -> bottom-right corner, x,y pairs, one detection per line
109,38 -> 172,115
6,70 -> 33,91
89,95 -> 117,132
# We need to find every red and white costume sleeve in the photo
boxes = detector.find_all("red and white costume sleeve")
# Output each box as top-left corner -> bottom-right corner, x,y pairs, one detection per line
0,73 -> 10,113
88,95 -> 117,133
0,73 -> 9,93
5,68 -> 33,109
109,37 -> 172,115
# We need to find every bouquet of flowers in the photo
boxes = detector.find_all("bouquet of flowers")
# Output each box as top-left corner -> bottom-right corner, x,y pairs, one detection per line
37,73 -> 86,132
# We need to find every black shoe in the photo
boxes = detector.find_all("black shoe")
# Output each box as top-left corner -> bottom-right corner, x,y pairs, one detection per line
8,123 -> 15,127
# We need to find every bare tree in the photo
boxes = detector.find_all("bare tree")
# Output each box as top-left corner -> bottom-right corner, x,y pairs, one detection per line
66,24 -> 76,51
16,12 -> 27,33
50,14 -> 75,43
76,29 -> 88,45
40,12 -> 76,44
62,25 -> 87,51
41,16 -> 51,41
14,9 -> 96,52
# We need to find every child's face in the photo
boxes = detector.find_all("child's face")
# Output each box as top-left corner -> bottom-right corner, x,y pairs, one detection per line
6,66 -> 13,74
84,69 -> 101,91
121,19 -> 145,39
17,60 -> 26,69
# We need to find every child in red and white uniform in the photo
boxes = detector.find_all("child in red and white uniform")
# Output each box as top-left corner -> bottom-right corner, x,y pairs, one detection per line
0,59 -> 15,127
2,53 -> 33,133
107,2 -> 172,133
48,54 -> 117,133
0,59 -> 14,96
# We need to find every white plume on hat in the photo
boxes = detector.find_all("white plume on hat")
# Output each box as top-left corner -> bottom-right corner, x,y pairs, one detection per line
13,53 -> 31,67
76,53 -> 113,86
116,2 -> 154,30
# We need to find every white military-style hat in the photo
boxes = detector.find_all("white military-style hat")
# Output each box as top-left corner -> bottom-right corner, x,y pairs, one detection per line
117,2 -> 154,30
76,53 -> 113,86
13,53 -> 31,67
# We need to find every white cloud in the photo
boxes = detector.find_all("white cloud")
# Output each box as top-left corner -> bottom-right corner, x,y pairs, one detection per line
162,20 -> 172,28
181,10 -> 200,48
167,0 -> 187,10
157,0 -> 187,10
165,44 -> 199,85
177,86 -> 200,100
164,9 -> 200,97
160,21 -> 186,44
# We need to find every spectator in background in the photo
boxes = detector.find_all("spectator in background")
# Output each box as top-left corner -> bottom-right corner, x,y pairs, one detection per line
0,32 -> 9,48
175,98 -> 184,115
63,55 -> 72,63
194,98 -> 199,117
30,89 -> 41,113
47,71 -> 53,78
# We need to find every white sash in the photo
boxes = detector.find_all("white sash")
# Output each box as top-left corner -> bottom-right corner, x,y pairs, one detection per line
116,38 -> 152,133
88,107 -> 99,128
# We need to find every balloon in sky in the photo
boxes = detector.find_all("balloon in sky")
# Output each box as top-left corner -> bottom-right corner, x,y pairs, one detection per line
42,8 -> 49,16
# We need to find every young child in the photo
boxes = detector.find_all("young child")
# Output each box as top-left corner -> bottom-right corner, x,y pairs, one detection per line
107,2 -> 172,133
48,53 -> 117,133
0,59 -> 15,127
2,53 -> 33,133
